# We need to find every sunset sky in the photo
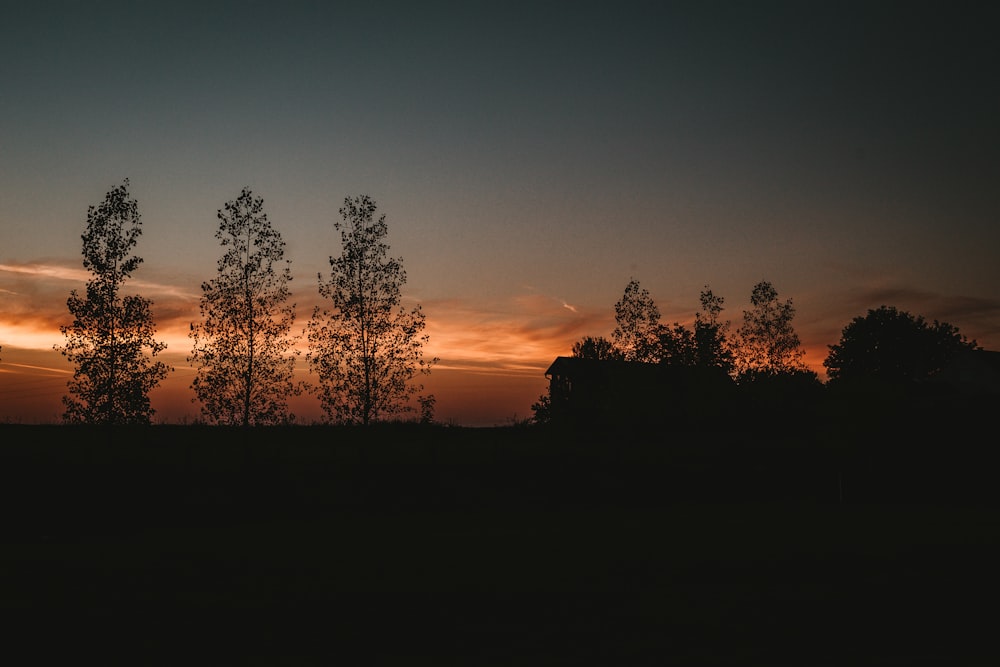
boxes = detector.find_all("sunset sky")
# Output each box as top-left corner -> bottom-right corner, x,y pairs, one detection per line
1,2 -> 998,425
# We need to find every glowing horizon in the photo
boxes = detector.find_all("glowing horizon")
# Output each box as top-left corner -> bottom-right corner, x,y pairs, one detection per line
3,254 -> 991,425
2,4 -> 997,424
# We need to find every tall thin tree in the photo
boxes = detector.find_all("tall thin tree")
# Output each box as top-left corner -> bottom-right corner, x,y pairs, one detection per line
694,286 -> 734,373
307,195 -> 436,425
189,187 -> 302,426
56,179 -> 170,424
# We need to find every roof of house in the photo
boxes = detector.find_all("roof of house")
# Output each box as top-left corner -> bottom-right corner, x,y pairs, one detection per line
545,356 -> 658,379
544,356 -> 733,384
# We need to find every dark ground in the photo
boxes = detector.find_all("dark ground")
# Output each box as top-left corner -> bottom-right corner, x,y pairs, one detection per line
1,422 -> 998,665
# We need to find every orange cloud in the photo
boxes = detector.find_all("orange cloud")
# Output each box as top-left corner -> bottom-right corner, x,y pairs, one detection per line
419,293 -> 610,373
0,259 -> 200,352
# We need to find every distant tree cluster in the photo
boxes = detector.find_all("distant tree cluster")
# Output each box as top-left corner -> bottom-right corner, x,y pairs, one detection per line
579,278 -> 793,381
534,276 -> 983,425
56,180 -> 435,426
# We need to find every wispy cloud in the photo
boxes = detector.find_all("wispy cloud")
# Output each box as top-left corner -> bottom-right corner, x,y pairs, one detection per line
0,362 -> 72,375
0,260 -> 200,299
0,262 -> 91,282
832,285 -> 1000,343
420,292 -> 611,373
0,259 -> 202,351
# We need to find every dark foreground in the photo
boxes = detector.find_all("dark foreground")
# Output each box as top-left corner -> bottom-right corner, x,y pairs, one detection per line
2,422 -> 998,665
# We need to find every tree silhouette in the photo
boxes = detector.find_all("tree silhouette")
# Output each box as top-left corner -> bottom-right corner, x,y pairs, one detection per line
189,187 -> 303,426
571,335 -> 622,361
530,393 -> 551,424
694,286 -> 734,373
733,281 -> 809,380
612,279 -> 661,363
56,179 -> 170,424
306,195 -> 436,425
824,305 -> 978,385
658,323 -> 698,366
655,288 -> 733,370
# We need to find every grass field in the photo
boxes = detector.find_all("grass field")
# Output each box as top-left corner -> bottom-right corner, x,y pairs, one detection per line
2,423 -> 998,665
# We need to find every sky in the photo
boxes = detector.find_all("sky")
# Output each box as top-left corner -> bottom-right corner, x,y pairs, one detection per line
1,1 -> 998,425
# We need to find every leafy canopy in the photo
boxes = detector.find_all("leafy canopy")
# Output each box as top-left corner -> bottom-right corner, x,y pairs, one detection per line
56,179 -> 170,424
307,195 -> 436,425
189,187 -> 303,426
824,305 -> 978,384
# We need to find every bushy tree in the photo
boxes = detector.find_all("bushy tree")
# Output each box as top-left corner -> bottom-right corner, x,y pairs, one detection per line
733,280 -> 809,380
530,393 -> 551,425
56,179 -> 170,424
658,323 -> 698,366
307,195 -> 436,424
612,279 -> 661,363
189,187 -> 303,426
824,305 -> 978,384
571,335 -> 622,361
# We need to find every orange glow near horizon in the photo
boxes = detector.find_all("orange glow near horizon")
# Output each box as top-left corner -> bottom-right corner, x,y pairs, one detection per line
0,260 -> 601,424
0,313 -> 832,427
0,289 -> 577,424
2,260 -> 990,426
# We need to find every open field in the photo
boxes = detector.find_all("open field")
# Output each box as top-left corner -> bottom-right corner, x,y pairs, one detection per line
2,423 -> 998,665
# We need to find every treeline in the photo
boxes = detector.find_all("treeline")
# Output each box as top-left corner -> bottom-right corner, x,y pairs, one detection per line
533,277 -> 988,428
8,178 -> 991,431
51,180 -> 435,427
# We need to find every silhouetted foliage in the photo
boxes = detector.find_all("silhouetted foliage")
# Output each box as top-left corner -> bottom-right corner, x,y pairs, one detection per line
824,305 -> 978,386
610,282 -> 735,372
418,394 -> 437,424
571,335 -> 622,361
694,286 -> 734,373
307,195 -> 437,425
55,179 -> 170,424
612,279 -> 661,362
735,367 -> 824,417
530,393 -> 552,424
189,188 -> 303,426
733,281 -> 809,381
658,323 -> 698,366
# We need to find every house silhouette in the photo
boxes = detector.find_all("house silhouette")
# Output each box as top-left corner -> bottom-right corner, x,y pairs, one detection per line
544,356 -> 734,426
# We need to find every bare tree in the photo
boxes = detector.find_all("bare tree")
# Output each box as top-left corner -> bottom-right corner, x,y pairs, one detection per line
306,195 -> 436,425
733,280 -> 808,380
612,279 -> 661,363
56,179 -> 170,424
189,187 -> 303,426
